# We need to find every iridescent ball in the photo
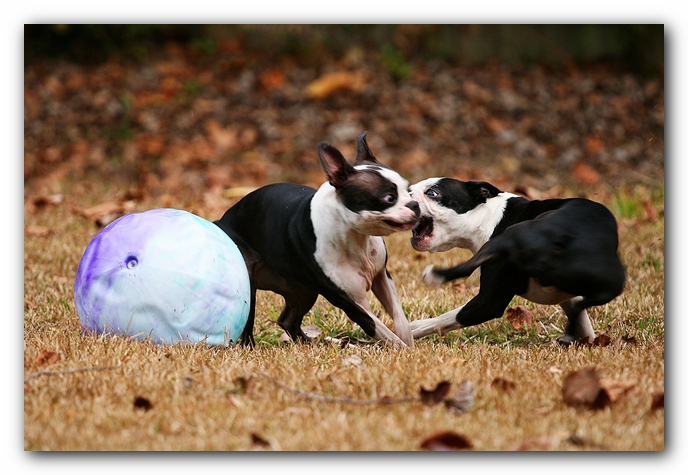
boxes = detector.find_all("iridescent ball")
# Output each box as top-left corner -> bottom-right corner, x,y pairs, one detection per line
74,208 -> 250,346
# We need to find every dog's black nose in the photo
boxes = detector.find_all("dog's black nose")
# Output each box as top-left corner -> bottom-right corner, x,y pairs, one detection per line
406,201 -> 420,217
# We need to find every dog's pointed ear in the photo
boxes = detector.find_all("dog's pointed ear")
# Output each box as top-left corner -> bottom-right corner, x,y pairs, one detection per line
354,131 -> 380,165
318,141 -> 356,188
467,181 -> 502,200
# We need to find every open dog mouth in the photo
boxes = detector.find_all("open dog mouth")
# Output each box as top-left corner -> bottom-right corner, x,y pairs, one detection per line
383,218 -> 418,231
410,216 -> 433,249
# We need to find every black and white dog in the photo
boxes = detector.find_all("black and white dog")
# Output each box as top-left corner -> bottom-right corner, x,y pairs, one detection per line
215,133 -> 420,348
408,177 -> 625,344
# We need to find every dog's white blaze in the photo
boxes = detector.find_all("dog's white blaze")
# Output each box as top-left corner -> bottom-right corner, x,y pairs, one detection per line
351,165 -> 417,235
415,184 -> 517,253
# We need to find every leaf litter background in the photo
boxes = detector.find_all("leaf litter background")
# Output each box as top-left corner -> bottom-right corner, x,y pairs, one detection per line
24,31 -> 664,219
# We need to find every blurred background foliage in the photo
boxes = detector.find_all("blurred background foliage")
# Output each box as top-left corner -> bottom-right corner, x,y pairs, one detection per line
25,24 -> 663,75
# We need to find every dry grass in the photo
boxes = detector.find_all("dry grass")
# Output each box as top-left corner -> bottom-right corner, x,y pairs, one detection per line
23,184 -> 664,452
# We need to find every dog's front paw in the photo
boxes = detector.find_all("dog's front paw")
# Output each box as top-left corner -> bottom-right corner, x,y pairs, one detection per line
422,265 -> 445,287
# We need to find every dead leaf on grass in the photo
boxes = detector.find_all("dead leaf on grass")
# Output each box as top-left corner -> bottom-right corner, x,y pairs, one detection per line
617,335 -> 638,346
444,380 -> 474,414
26,225 -> 51,237
342,354 -> 363,367
572,160 -> 601,185
492,377 -> 517,393
420,381 -> 451,406
74,201 -> 125,227
259,69 -> 286,91
420,430 -> 474,451
562,368 -> 637,410
508,436 -> 558,451
250,432 -> 271,448
222,186 -> 258,200
233,375 -> 257,395
592,332 -> 612,347
599,378 -> 638,402
506,305 -> 537,332
562,368 -> 606,408
32,193 -> 64,208
642,198 -> 659,223
133,396 -> 153,411
304,71 -> 363,99
650,392 -> 664,411
35,348 -> 60,368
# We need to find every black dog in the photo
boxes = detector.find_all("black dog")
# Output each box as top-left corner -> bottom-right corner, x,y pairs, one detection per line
408,177 -> 626,343
214,133 -> 420,348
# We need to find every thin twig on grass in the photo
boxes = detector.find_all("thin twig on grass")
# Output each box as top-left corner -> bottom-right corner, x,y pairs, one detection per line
257,372 -> 417,405
24,365 -> 120,383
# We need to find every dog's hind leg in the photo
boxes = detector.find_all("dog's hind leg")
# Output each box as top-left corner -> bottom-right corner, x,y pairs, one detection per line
371,269 -> 413,346
277,288 -> 319,342
558,288 -> 624,344
253,263 -> 318,342
558,297 -> 595,344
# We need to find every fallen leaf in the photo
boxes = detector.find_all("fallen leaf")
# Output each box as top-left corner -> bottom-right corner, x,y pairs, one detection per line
35,348 -> 60,368
562,368 -> 607,409
302,325 -> 322,339
583,135 -> 605,155
225,395 -> 244,407
204,119 -> 239,150
342,354 -> 363,367
304,71 -> 363,99
506,305 -> 536,332
233,376 -> 257,395
74,201 -> 125,224
32,193 -> 64,208
618,335 -> 638,346
279,325 -> 321,343
562,368 -> 635,410
650,392 -> 664,411
592,332 -> 612,347
222,186 -> 259,200
572,161 -> 601,185
259,69 -> 286,91
444,380 -> 474,414
492,377 -> 516,392
26,225 -> 51,237
95,212 -> 122,228
508,436 -> 558,451
599,378 -> 637,402
420,381 -> 451,406
250,433 -> 271,448
133,396 -> 153,411
420,430 -> 473,451
278,332 -> 292,343
642,198 -> 659,222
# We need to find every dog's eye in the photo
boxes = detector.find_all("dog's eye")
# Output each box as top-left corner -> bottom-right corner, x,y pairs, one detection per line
383,193 -> 397,204
425,188 -> 439,198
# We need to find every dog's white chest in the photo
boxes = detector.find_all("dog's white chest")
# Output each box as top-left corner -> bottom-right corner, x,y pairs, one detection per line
315,236 -> 386,298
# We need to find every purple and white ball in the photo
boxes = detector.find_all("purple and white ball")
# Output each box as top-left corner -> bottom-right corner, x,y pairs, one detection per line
74,208 -> 250,346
